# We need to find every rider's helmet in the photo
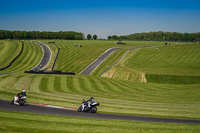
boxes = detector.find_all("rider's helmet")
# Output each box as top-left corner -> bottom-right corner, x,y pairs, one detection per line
90,97 -> 94,100
22,90 -> 25,92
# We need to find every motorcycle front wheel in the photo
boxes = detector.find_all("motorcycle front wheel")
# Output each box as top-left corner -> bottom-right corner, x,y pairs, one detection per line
78,106 -> 82,112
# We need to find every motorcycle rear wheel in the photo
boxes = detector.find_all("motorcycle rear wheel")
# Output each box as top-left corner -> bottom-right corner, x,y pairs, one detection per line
19,101 -> 25,106
11,100 -> 14,105
90,107 -> 97,113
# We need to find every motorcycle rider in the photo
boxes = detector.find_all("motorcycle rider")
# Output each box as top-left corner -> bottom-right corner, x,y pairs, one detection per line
14,90 -> 26,105
82,97 -> 94,111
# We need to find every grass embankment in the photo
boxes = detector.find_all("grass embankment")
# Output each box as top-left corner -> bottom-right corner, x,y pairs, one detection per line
0,40 -> 21,69
125,44 -> 200,84
102,43 -> 200,84
0,41 -> 43,73
40,40 -> 117,73
39,40 -> 163,74
97,49 -> 146,82
0,73 -> 199,119
0,110 -> 199,133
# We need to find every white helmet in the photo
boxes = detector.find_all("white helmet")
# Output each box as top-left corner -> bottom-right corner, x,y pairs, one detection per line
22,90 -> 25,92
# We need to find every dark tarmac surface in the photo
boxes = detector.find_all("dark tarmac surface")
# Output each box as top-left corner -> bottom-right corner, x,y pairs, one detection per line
33,41 -> 51,69
0,100 -> 199,124
80,47 -> 120,75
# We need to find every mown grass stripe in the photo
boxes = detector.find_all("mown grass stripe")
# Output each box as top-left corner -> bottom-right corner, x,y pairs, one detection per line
39,77 -> 48,92
54,77 -> 61,91
66,76 -> 77,92
29,75 -> 42,92
47,76 -> 55,92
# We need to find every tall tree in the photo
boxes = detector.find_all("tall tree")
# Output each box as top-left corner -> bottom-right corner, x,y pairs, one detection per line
93,35 -> 98,40
87,34 -> 92,40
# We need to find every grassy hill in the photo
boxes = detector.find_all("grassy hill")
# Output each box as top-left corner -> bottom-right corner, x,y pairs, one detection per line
0,41 -> 43,73
0,40 -> 21,69
39,40 -> 164,74
125,44 -> 200,76
101,43 -> 200,84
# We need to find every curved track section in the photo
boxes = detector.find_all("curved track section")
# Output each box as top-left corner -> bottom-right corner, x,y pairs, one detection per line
33,41 -> 52,69
0,100 -> 199,124
80,47 -> 120,75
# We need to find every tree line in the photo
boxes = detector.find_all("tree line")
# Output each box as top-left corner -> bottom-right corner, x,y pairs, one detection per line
108,31 -> 200,42
0,30 -> 84,40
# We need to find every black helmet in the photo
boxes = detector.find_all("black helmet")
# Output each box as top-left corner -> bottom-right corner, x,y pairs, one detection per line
90,97 -> 94,99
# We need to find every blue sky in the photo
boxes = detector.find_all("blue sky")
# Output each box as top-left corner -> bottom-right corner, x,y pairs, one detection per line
0,0 -> 200,38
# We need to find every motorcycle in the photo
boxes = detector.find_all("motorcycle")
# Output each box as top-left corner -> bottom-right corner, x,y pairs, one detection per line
78,99 -> 100,113
11,95 -> 27,106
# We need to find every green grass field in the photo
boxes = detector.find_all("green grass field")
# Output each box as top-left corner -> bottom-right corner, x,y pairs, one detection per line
0,40 -> 21,69
0,110 -> 199,133
0,41 -> 43,73
0,73 -> 199,119
39,40 -> 164,73
125,44 -> 200,76
0,40 -> 199,132
101,43 -> 200,84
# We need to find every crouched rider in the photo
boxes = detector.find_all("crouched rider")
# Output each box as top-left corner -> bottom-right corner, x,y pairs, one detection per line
14,90 -> 26,105
82,97 -> 94,111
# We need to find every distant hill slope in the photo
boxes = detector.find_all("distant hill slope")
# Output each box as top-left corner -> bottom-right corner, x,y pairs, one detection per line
101,43 -> 200,84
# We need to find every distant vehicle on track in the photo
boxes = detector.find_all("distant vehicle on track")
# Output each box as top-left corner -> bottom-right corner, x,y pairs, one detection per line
115,40 -> 126,45
48,41 -> 55,44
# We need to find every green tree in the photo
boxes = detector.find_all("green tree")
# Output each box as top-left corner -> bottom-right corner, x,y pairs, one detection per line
107,36 -> 112,40
87,34 -> 92,40
74,35 -> 82,40
112,35 -> 119,40
93,35 -> 98,40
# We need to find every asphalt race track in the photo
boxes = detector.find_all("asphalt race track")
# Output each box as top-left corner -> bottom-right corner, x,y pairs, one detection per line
0,100 -> 199,124
80,47 -> 120,75
33,41 -> 51,69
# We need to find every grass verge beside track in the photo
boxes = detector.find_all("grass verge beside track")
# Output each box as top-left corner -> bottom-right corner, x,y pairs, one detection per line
0,110 -> 199,133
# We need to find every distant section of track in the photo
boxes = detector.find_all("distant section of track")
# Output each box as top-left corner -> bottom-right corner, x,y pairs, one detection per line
0,100 -> 199,124
80,46 -> 150,75
33,41 -> 52,69
80,47 -> 120,75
